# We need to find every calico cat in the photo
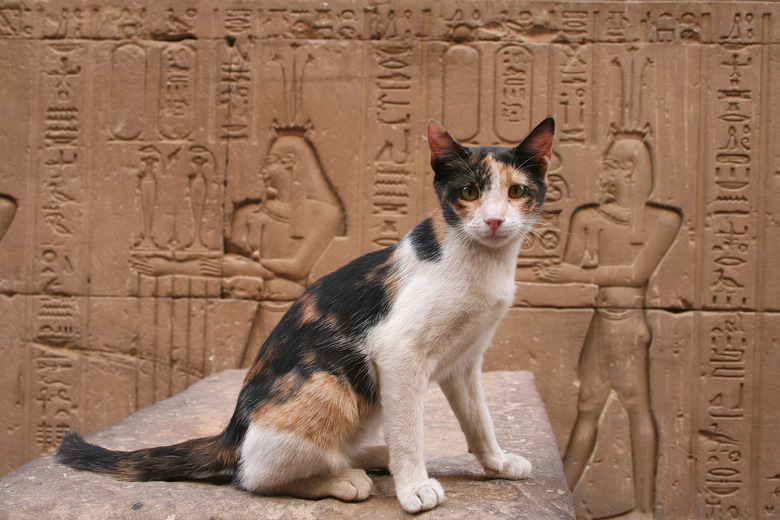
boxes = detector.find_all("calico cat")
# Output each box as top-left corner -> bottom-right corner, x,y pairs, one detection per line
57,117 -> 555,514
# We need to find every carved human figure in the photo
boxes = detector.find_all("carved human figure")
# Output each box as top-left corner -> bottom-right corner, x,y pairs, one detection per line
0,195 -> 17,244
519,133 -> 680,519
223,134 -> 345,365
132,134 -> 345,366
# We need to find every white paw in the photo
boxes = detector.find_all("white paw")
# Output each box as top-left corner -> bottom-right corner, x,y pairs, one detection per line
331,469 -> 374,501
484,453 -> 532,480
397,478 -> 446,513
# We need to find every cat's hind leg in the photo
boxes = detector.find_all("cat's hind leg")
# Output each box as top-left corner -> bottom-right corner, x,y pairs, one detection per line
347,413 -> 389,471
348,444 -> 390,471
283,468 -> 373,501
236,425 -> 374,502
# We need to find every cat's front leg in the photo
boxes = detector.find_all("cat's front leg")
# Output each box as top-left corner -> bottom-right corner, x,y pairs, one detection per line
380,367 -> 446,513
440,362 -> 532,480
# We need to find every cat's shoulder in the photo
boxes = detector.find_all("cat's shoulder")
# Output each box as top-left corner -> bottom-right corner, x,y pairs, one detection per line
406,216 -> 446,263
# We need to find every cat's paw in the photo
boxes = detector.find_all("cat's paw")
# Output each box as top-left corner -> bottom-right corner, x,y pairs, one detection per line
397,478 -> 446,513
334,468 -> 374,501
484,453 -> 532,480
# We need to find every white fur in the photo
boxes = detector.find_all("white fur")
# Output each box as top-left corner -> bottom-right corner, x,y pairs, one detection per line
363,205 -> 534,513
463,158 -> 537,248
237,426 -> 348,493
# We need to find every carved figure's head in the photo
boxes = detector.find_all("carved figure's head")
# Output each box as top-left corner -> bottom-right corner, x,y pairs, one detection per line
261,134 -> 345,238
600,133 -> 654,206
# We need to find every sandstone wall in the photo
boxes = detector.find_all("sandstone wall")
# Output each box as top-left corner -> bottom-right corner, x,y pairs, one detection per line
0,1 -> 779,518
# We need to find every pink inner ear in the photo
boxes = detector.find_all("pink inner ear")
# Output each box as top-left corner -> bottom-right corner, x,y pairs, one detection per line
526,130 -> 554,163
518,119 -> 555,172
427,120 -> 458,161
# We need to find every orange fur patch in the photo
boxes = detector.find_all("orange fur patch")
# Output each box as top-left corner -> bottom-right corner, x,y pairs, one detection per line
361,247 -> 400,300
430,208 -> 449,242
113,461 -> 145,480
244,354 -> 272,383
251,372 -> 369,452
486,155 -> 538,212
297,292 -> 322,326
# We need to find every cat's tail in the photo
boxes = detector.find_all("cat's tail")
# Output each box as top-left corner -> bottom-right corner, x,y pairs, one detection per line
56,431 -> 239,481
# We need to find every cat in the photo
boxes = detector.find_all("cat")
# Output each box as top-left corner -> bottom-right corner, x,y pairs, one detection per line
57,117 -> 555,514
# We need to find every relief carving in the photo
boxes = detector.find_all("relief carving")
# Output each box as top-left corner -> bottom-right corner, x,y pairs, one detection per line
1,5 -> 779,518
518,48 -> 682,519
227,130 -> 346,365
226,46 -> 346,365
0,195 -> 17,244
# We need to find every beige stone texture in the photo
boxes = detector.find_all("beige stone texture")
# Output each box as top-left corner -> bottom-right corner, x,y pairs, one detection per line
0,1 -> 779,518
0,370 -> 574,519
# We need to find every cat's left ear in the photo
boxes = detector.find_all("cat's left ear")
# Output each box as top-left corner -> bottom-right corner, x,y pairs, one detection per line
513,117 -> 555,179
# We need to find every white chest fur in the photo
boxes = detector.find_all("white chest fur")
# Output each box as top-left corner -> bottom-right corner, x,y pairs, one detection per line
366,236 -> 520,381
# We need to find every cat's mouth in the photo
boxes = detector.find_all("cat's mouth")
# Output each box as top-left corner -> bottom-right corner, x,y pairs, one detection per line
476,229 -> 514,247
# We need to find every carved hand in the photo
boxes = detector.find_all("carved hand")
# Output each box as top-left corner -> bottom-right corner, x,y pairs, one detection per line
130,255 -> 173,276
261,258 -> 298,278
198,257 -> 222,277
532,261 -> 561,282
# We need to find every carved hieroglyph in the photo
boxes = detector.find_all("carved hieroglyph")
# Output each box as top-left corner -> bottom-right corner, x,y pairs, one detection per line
1,2 -> 779,519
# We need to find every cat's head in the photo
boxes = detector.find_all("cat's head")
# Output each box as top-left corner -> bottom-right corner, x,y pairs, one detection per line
427,118 -> 554,248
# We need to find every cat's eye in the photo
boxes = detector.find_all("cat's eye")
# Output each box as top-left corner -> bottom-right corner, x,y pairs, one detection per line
460,185 -> 479,201
508,184 -> 527,199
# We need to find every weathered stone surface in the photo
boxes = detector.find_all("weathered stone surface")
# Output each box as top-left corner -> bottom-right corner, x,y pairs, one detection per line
0,370 -> 574,520
1,1 -> 780,519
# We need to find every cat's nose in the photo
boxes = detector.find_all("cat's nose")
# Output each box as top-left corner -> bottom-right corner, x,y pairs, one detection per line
485,219 -> 503,233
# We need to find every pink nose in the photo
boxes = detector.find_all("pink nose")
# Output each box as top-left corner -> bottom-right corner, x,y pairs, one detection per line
485,219 -> 503,233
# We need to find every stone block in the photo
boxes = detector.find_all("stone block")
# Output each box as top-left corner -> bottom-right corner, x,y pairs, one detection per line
0,370 -> 574,519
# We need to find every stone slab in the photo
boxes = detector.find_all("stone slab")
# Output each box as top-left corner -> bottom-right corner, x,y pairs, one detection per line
0,370 -> 574,520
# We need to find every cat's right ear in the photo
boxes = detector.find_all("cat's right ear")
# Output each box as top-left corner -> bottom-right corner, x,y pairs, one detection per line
427,120 -> 467,163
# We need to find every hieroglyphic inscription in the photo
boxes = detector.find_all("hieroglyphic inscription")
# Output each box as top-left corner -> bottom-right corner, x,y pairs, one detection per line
553,44 -> 591,144
698,313 -> 754,518
36,43 -> 85,297
258,7 -> 362,40
366,43 -> 418,248
704,29 -> 760,310
217,9 -> 254,142
560,10 -> 592,42
33,297 -> 79,346
643,11 -> 706,43
36,5 -> 147,39
494,44 -> 533,142
29,345 -> 80,458
0,4 -> 33,37
600,9 -> 633,42
159,44 -> 196,140
517,172 -> 568,264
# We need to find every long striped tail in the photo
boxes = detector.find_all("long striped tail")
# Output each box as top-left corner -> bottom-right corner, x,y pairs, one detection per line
56,431 -> 238,481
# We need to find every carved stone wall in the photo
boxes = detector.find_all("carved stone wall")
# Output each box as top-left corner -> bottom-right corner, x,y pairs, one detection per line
0,1 -> 778,518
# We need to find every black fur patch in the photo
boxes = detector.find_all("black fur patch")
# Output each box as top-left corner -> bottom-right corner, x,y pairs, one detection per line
228,246 -> 398,444
408,218 -> 443,262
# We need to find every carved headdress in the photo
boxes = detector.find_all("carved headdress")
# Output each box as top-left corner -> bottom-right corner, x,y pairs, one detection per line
266,44 -> 345,239
605,47 -> 655,245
